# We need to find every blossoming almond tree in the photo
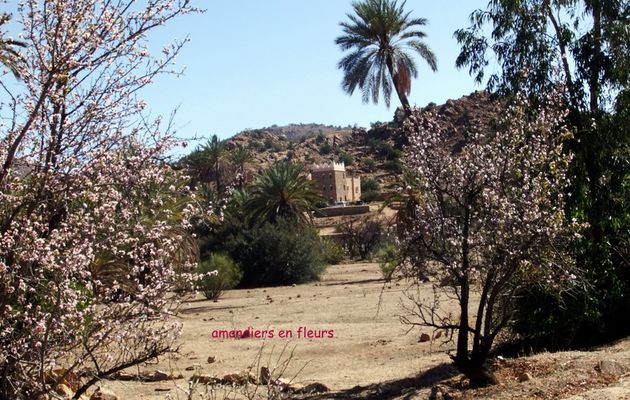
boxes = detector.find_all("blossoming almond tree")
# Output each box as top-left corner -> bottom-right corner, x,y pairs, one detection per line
0,1 -> 202,398
398,92 -> 581,385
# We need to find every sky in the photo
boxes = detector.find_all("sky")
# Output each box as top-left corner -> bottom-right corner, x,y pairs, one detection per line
140,0 -> 492,145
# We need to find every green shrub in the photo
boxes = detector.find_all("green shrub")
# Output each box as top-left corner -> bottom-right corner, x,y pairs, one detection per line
361,178 -> 381,203
376,242 -> 400,281
362,190 -> 379,203
321,237 -> 347,265
365,159 -> 377,172
338,152 -> 354,166
361,178 -> 380,192
229,219 -> 326,287
197,253 -> 243,300
384,159 -> 403,173
319,142 -> 332,155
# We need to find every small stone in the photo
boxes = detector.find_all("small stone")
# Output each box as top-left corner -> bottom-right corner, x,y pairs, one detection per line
207,356 -> 216,364
292,284 -> 296,287
191,374 -> 221,385
259,366 -> 271,385
185,366 -> 196,371
596,360 -> 627,376
296,294 -> 301,298
90,387 -> 119,400
419,333 -> 431,342
295,382 -> 329,394
517,372 -> 533,382
55,383 -> 74,399
434,331 -> 442,339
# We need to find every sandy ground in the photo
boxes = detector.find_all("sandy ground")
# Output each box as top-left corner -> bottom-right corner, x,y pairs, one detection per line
95,262 -> 630,400
98,262 -> 456,399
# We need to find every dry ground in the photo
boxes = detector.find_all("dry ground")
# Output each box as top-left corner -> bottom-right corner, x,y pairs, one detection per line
95,263 -> 630,400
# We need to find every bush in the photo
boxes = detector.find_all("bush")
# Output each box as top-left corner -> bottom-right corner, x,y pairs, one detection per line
361,178 -> 380,192
197,253 -> 243,300
361,178 -> 381,203
338,152 -> 354,166
229,219 -> 326,287
321,237 -> 347,265
319,142 -> 332,155
376,242 -> 400,281
337,217 -> 384,260
365,159 -> 377,172
384,159 -> 403,173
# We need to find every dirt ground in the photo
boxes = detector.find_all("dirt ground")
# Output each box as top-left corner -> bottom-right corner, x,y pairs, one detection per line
96,263 -> 630,400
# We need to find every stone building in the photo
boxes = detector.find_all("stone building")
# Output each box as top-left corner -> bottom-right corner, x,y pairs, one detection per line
310,162 -> 361,204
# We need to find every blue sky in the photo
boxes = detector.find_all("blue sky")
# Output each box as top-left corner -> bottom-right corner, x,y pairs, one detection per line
143,0 -> 491,144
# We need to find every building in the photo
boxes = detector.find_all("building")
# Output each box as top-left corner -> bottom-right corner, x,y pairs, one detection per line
310,162 -> 361,204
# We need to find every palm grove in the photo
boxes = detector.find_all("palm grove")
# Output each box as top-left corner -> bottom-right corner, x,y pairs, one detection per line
0,0 -> 627,398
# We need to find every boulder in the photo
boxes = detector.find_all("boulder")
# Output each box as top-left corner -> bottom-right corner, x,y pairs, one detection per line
190,374 -> 221,385
596,360 -> 627,376
90,387 -> 119,400
419,333 -> 431,342
517,372 -> 533,382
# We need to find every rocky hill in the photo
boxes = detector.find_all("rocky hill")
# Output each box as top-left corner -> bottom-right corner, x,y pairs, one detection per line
221,91 -> 501,190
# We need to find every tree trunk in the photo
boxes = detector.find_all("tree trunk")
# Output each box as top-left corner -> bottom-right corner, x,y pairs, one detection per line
590,1 -> 602,113
386,59 -> 412,115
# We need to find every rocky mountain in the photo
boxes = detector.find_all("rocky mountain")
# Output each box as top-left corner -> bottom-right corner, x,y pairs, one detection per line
222,91 -> 500,183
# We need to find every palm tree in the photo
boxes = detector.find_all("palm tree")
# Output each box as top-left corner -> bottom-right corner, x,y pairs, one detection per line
335,0 -> 437,113
0,14 -> 26,79
230,145 -> 253,190
245,162 -> 325,226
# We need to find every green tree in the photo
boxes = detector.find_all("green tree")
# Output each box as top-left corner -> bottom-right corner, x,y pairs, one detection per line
245,161 -> 325,225
335,0 -> 437,113
455,0 -> 630,348
230,145 -> 253,190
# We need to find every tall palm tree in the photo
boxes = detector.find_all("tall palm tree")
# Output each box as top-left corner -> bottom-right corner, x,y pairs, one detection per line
335,0 -> 437,113
245,162 -> 325,226
230,145 -> 253,190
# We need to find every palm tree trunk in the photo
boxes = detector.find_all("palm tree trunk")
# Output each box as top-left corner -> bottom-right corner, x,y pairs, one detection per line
386,59 -> 412,115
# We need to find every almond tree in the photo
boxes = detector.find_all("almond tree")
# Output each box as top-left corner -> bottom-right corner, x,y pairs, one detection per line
0,1 -> 201,398
398,92 -> 581,385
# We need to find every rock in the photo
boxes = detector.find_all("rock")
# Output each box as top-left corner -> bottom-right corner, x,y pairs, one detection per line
259,366 -> 271,385
46,368 -> 80,392
419,333 -> 431,342
55,383 -> 74,399
517,372 -> 533,382
596,360 -> 627,376
221,371 -> 257,385
110,370 -> 181,382
185,366 -> 196,371
190,374 -> 221,385
295,382 -> 329,394
429,385 -> 448,400
434,331 -> 443,339
90,387 -> 119,400
207,356 -> 216,364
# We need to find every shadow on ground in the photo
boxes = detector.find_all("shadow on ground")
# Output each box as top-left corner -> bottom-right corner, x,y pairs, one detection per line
303,363 -> 460,400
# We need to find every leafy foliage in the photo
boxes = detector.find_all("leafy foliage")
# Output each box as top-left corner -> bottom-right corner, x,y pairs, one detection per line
335,0 -> 437,111
455,0 -> 630,348
245,161 -> 325,226
197,253 -> 243,301
229,219 -> 326,287
400,92 -> 580,385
